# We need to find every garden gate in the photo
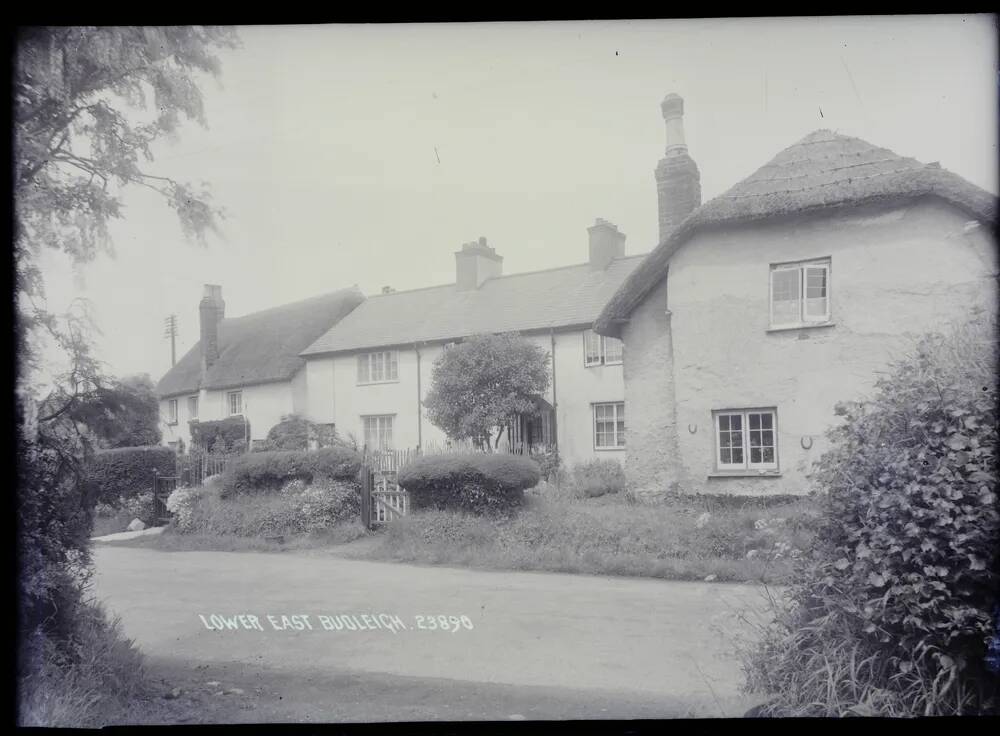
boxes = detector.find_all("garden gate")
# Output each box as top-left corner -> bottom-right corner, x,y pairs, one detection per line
360,449 -> 413,529
151,471 -> 179,525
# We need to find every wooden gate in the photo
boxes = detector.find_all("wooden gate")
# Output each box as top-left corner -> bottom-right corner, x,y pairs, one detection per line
360,449 -> 412,529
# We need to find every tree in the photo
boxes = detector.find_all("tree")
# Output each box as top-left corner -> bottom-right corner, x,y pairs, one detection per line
424,333 -> 551,450
14,26 -> 239,669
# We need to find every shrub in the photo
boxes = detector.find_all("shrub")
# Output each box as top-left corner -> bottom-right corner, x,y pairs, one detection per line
529,446 -> 561,482
84,445 -> 175,506
120,491 -> 157,526
220,446 -> 362,496
189,416 -> 249,453
265,414 -> 341,451
744,319 -> 1000,716
173,478 -> 360,536
569,458 -> 626,498
398,451 -> 540,513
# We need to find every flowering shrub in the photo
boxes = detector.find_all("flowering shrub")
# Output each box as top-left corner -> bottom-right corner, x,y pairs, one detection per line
166,486 -> 203,533
121,491 -> 157,526
744,319 -> 1000,716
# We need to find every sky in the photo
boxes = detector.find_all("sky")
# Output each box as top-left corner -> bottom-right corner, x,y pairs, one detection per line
36,16 -> 999,383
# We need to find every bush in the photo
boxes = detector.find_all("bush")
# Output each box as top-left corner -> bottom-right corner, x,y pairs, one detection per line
189,416 -> 249,453
220,446 -> 362,497
172,477 -> 360,537
744,319 -> 1000,716
398,452 -> 540,513
529,446 -> 561,482
569,458 -> 626,498
264,414 -> 340,451
120,491 -> 157,526
84,445 -> 175,506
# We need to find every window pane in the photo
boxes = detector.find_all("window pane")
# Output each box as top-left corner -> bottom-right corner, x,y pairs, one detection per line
721,448 -> 731,464
730,414 -> 742,431
731,447 -> 744,464
750,448 -> 762,464
771,268 -> 801,324
761,413 -> 772,429
358,355 -> 369,383
584,330 -> 602,364
762,447 -> 774,463
604,337 -> 624,363
719,415 -> 730,431
749,413 -> 760,429
388,352 -> 398,380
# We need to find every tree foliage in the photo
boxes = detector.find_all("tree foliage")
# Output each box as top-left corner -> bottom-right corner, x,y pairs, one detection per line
15,26 -> 238,660
423,333 -> 551,450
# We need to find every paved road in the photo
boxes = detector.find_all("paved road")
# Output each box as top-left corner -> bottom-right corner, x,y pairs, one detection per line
92,546 -> 775,722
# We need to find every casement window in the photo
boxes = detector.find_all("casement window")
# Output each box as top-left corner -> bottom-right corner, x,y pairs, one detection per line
166,399 -> 178,425
362,415 -> 394,450
357,350 -> 399,384
769,259 -> 831,328
593,402 -> 625,449
227,390 -> 243,417
713,408 -> 778,471
583,329 -> 624,366
187,395 -> 199,420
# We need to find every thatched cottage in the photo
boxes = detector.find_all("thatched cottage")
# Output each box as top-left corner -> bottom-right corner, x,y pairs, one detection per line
594,94 -> 998,498
156,286 -> 364,450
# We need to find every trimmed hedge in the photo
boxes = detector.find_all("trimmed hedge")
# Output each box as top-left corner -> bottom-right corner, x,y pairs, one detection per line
398,452 -> 540,513
220,446 -> 362,497
85,446 -> 176,506
190,416 -> 249,453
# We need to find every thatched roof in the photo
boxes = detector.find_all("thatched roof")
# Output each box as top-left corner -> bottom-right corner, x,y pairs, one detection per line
301,256 -> 644,356
594,129 -> 998,337
157,286 -> 365,398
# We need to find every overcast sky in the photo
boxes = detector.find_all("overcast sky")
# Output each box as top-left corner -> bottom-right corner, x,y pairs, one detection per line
36,16 -> 999,383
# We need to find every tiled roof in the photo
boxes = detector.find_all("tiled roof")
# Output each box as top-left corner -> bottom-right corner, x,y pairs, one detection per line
301,256 -> 645,356
156,286 -> 365,398
595,129 -> 998,336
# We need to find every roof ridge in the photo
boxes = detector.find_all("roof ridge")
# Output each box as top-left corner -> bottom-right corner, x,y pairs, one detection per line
222,285 -> 361,322
365,253 -> 650,298
721,166 -> 932,200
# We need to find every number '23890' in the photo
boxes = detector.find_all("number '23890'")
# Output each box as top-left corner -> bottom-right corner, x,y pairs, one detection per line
414,615 -> 473,632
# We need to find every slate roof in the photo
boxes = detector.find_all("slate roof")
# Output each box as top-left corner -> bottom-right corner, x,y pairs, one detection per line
595,129 -> 999,337
156,286 -> 365,398
301,256 -> 645,356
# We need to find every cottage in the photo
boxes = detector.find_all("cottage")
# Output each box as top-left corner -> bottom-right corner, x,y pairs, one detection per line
299,230 -> 644,466
156,285 -> 365,449
594,94 -> 998,498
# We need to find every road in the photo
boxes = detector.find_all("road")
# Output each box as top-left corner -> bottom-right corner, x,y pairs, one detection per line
91,545 -> 775,722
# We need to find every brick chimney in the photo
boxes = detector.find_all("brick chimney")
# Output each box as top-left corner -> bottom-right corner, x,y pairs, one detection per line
455,237 -> 502,290
587,218 -> 626,270
655,94 -> 701,244
199,284 -> 225,374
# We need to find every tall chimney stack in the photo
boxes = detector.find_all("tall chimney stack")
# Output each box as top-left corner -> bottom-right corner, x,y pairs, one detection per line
199,284 -> 225,375
455,237 -> 503,290
587,218 -> 626,270
655,94 -> 701,244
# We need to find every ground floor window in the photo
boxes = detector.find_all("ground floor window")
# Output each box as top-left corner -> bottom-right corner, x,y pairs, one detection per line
713,408 -> 778,471
227,390 -> 243,417
362,415 -> 394,450
593,402 -> 625,449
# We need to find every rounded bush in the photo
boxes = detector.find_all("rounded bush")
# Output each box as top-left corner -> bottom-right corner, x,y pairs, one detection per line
398,452 -> 540,513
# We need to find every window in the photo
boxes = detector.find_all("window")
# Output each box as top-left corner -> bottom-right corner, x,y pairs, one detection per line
187,395 -> 199,420
166,399 -> 178,425
714,408 -> 778,471
358,351 -> 399,384
593,402 -> 625,449
362,415 -> 394,450
770,259 -> 830,328
583,330 -> 624,366
227,390 -> 243,417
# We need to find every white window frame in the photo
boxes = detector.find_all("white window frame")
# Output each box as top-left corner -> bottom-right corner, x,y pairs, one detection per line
593,401 -> 626,450
187,395 -> 199,420
362,414 -> 394,451
227,390 -> 243,417
167,399 -> 178,425
583,330 -> 624,367
357,350 -> 400,384
769,259 -> 831,329
713,408 -> 779,472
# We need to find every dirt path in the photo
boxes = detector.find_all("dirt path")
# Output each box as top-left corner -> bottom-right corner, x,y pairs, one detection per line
92,545 -> 774,722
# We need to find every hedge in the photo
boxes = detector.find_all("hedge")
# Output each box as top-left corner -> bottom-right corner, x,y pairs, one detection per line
220,446 -> 362,497
190,416 -> 249,453
398,452 -> 540,513
85,446 -> 176,506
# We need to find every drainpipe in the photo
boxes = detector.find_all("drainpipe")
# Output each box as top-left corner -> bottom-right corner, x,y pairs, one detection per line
549,328 -> 559,466
414,342 -> 423,450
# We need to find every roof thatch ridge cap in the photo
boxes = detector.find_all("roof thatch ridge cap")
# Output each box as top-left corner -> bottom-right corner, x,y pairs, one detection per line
221,285 -> 363,322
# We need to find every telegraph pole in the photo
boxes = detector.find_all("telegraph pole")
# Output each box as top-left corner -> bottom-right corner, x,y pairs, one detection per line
163,314 -> 178,366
